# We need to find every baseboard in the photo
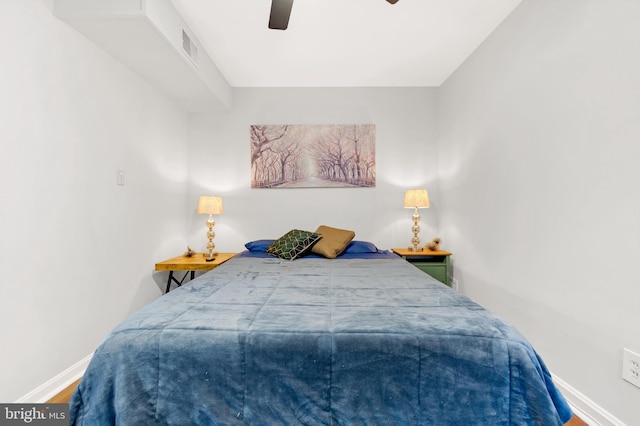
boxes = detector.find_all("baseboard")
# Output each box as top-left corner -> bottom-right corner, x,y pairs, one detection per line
552,374 -> 626,426
15,353 -> 93,403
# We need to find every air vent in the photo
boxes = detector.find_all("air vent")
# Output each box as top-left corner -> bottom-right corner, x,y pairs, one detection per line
182,29 -> 198,65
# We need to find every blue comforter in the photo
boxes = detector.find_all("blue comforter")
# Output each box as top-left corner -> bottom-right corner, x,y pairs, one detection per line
70,255 -> 572,425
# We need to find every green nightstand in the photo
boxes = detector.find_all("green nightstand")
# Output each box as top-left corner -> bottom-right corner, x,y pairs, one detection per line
392,248 -> 452,286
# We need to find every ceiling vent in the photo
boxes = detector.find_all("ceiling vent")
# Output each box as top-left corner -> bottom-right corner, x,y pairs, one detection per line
53,0 -> 230,112
182,29 -> 198,66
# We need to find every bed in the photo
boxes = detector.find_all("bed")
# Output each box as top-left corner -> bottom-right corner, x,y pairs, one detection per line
70,236 -> 572,425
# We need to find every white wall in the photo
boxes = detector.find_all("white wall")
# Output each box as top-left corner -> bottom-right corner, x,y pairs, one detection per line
437,0 -> 640,423
186,88 -> 440,253
0,0 -> 189,401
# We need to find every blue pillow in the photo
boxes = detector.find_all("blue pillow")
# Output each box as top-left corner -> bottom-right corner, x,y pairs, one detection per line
342,240 -> 379,254
245,239 -> 276,252
246,239 -> 378,255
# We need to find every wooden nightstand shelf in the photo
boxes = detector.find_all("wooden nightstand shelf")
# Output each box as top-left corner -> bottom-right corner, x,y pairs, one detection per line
155,252 -> 236,293
392,248 -> 452,286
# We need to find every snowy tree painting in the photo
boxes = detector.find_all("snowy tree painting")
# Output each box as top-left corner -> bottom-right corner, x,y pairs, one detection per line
250,124 -> 376,188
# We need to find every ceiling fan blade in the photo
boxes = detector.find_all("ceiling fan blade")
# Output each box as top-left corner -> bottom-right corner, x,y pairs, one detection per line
269,0 -> 294,30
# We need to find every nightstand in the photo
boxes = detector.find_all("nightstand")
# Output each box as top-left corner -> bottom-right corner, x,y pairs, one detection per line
392,248 -> 452,286
155,252 -> 236,293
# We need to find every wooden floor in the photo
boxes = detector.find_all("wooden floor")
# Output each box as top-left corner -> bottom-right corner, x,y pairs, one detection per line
566,414 -> 589,426
49,378 -> 589,425
46,378 -> 81,404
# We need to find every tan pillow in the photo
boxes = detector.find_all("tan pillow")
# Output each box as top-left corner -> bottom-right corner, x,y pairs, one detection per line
312,225 -> 356,259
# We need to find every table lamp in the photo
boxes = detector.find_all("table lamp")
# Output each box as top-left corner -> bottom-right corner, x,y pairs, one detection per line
404,189 -> 430,252
197,196 -> 223,261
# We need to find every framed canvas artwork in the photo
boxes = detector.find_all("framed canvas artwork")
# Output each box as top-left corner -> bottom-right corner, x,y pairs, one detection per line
250,124 -> 376,188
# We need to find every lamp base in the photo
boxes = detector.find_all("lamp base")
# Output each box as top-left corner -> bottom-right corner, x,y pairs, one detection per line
409,207 -> 422,253
203,253 -> 216,262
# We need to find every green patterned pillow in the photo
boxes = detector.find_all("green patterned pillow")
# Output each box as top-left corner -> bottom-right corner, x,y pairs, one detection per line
265,229 -> 322,260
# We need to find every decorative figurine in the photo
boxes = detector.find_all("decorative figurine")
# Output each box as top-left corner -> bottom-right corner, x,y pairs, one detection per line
426,237 -> 441,251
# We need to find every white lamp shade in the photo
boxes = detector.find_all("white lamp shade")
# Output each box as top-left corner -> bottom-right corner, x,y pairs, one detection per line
197,196 -> 224,215
404,189 -> 430,208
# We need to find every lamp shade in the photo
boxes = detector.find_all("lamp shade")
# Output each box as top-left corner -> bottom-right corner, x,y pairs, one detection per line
197,196 -> 224,215
404,189 -> 430,208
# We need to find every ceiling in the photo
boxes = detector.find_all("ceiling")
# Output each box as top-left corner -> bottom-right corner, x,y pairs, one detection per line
171,0 -> 522,88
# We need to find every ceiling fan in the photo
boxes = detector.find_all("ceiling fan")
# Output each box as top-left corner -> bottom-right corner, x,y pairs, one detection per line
269,0 -> 399,30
